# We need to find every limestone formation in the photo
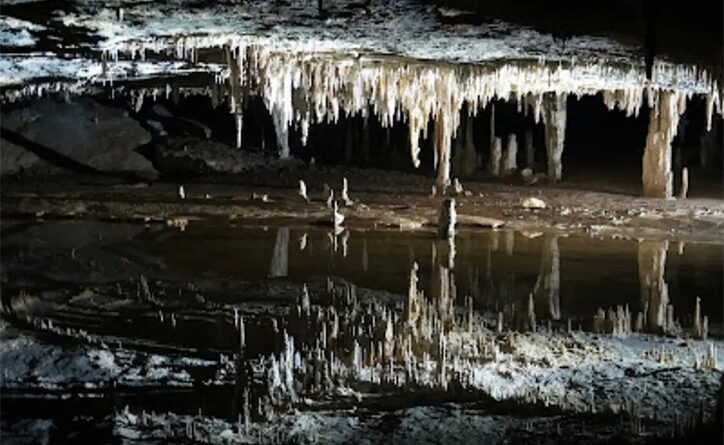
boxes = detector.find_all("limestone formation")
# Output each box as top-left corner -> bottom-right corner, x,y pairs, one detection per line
543,93 -> 567,181
642,90 -> 684,198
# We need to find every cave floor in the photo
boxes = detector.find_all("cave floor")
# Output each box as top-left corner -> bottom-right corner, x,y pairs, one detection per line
2,164 -> 723,244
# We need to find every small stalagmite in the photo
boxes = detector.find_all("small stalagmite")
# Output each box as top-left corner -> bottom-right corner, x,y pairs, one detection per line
299,180 -> 309,202
332,201 -> 345,230
341,177 -> 353,206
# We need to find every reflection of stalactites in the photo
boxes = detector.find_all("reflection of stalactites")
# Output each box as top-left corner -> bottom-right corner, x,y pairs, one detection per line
637,239 -> 669,333
503,230 -> 514,256
431,241 -> 456,330
533,235 -> 560,320
406,262 -> 421,326
362,238 -> 368,272
269,227 -> 290,278
341,231 -> 350,258
447,236 -> 456,270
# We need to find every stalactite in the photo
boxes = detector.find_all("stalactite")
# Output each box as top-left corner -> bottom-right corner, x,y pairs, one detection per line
86,38 -> 721,196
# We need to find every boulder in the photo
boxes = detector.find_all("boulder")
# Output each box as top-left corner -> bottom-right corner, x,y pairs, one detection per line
1,97 -> 156,179
153,137 -> 269,176
1,138 -> 60,176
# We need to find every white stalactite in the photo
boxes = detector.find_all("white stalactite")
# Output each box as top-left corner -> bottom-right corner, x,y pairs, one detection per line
91,37 -> 721,185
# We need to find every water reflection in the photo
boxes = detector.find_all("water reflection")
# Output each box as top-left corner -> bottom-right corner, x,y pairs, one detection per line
533,235 -> 560,321
637,239 -> 669,333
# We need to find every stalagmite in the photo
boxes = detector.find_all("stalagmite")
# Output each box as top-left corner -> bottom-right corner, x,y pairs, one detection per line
533,235 -> 561,320
502,134 -> 518,176
299,180 -> 309,202
489,137 -> 502,176
543,93 -> 567,181
642,90 -> 684,198
525,130 -> 534,168
341,177 -> 353,206
332,201 -> 344,229
269,228 -> 289,278
637,240 -> 669,332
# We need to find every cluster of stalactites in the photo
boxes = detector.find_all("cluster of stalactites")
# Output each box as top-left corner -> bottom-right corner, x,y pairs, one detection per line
91,37 -> 723,167
214,44 -> 720,167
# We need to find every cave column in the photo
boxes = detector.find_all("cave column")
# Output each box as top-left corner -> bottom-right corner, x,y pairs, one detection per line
434,111 -> 452,188
642,90 -> 683,198
543,93 -> 567,181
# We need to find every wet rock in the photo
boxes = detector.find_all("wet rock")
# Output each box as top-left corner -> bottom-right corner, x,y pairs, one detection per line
1,138 -> 60,176
521,197 -> 546,209
152,137 -> 269,176
1,98 -> 156,179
